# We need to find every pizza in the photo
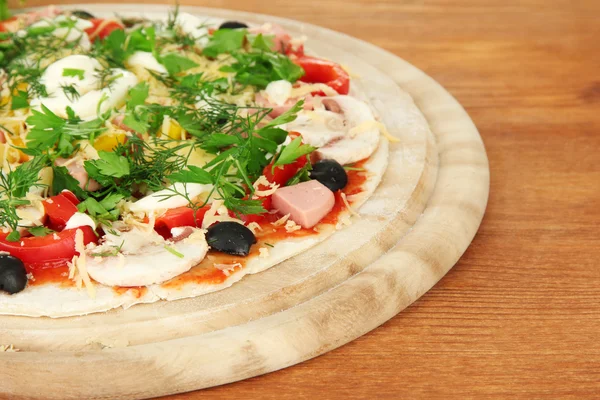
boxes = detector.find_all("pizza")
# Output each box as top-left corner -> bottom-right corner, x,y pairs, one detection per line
0,6 -> 395,317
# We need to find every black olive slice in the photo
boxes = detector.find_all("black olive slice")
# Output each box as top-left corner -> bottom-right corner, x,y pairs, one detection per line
0,255 -> 28,294
310,159 -> 348,192
71,10 -> 95,20
218,21 -> 249,30
206,221 -> 256,256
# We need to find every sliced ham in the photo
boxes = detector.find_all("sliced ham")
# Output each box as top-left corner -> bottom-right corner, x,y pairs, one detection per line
111,114 -> 136,133
55,158 -> 101,192
255,92 -> 315,118
249,23 -> 292,53
271,180 -> 334,229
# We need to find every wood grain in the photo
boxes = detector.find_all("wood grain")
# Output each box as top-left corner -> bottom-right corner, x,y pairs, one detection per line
5,0 -> 599,399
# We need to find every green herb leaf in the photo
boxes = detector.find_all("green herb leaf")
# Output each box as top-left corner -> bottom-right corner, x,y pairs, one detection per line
263,100 -> 304,129
99,193 -> 124,211
0,0 -> 11,21
201,133 -> 241,151
121,82 -> 150,132
77,197 -> 107,216
122,113 -> 149,134
126,82 -> 149,108
274,136 -> 316,167
28,226 -> 56,237
51,165 -> 86,198
164,245 -> 184,258
5,230 -> 20,242
62,68 -> 85,80
256,127 -> 288,144
11,90 -> 29,110
160,53 -> 199,75
224,197 -> 266,216
168,165 -> 213,184
202,29 -> 246,58
85,151 -> 130,179
251,34 -> 274,52
286,161 -> 312,186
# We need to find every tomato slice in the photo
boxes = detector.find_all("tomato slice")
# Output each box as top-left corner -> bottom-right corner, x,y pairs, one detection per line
0,227 -> 97,272
85,18 -> 125,41
285,43 -> 304,57
240,196 -> 273,225
154,205 -> 212,239
0,16 -> 17,32
60,190 -> 80,206
242,149 -> 309,224
263,155 -> 308,187
43,193 -> 79,231
294,56 -> 350,95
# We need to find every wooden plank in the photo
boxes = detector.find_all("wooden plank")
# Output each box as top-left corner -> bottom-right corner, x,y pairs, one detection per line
8,0 -> 598,398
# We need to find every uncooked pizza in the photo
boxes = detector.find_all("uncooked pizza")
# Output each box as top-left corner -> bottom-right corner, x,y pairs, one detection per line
0,6 -> 395,317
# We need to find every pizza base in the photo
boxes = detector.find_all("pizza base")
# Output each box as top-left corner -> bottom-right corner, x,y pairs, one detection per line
0,139 -> 388,318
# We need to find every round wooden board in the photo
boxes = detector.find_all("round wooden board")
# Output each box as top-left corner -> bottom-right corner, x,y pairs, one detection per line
0,4 -> 489,399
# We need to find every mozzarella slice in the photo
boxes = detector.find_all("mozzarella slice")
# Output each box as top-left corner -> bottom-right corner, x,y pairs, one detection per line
315,96 -> 381,164
173,12 -> 223,47
126,51 -> 168,75
286,108 -> 346,147
27,15 -> 93,51
86,228 -> 209,286
30,55 -> 138,120
286,95 -> 381,165
264,80 -> 292,106
128,183 -> 213,215
65,212 -> 97,231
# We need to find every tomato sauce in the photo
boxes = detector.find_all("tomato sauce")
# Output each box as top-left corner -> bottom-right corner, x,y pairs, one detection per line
26,159 -> 370,290
112,286 -> 148,298
28,265 -> 74,287
161,160 -> 369,288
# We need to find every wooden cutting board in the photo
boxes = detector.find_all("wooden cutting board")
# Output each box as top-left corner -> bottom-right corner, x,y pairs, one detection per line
0,4 -> 489,399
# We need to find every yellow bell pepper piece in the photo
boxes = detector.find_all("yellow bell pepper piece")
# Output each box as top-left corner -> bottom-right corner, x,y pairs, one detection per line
167,120 -> 183,140
94,133 -> 127,152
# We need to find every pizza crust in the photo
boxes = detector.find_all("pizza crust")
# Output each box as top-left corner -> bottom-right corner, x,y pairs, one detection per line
0,139 -> 387,317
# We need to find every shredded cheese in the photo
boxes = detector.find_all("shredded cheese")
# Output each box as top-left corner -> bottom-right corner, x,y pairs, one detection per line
68,229 -> 96,299
259,247 -> 270,258
247,222 -> 262,234
201,200 -> 244,228
335,215 -> 353,230
349,120 -> 400,143
290,83 -> 339,98
340,192 -> 359,217
284,220 -> 301,232
214,262 -> 242,276
252,175 -> 280,197
271,213 -> 290,227
0,344 -> 19,352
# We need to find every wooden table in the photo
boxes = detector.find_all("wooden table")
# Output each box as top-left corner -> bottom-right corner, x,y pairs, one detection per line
14,0 -> 600,398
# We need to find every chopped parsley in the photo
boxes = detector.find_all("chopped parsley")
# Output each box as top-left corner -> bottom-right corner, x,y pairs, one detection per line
62,68 -> 85,80
0,6 -> 317,238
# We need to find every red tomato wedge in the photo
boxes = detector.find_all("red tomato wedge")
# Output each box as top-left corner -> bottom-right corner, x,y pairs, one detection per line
294,56 -> 350,95
60,190 -> 80,206
240,196 -> 273,225
0,227 -> 97,271
263,154 -> 308,187
43,193 -> 79,231
0,16 -> 17,32
241,152 -> 309,224
85,18 -> 125,41
154,205 -> 212,239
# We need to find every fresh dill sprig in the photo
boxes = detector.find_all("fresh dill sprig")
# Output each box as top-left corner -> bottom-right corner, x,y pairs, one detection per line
0,156 -> 50,241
